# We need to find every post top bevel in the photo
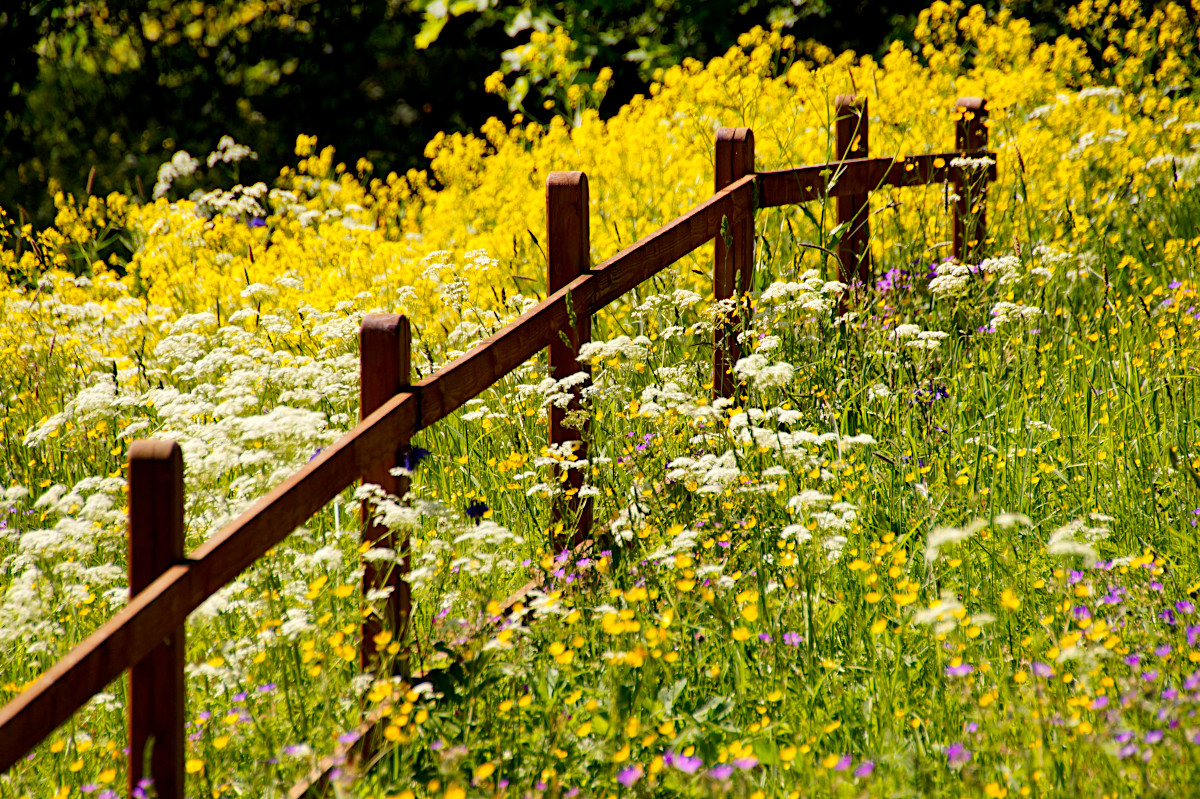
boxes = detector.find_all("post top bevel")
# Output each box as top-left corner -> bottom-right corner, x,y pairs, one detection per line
716,127 -> 753,144
361,313 -> 407,334
547,171 -> 588,189
129,439 -> 181,462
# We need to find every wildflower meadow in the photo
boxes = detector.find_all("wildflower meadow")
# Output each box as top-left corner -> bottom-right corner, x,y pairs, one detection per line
4,2 -> 1200,797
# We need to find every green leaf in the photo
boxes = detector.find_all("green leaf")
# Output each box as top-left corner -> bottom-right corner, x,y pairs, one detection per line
752,738 -> 779,766
820,601 -> 847,635
826,221 -> 849,247
657,678 -> 687,715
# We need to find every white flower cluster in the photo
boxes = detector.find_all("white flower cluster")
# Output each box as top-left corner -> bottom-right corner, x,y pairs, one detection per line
977,255 -> 1021,284
153,150 -> 201,199
927,261 -> 975,298
665,450 -> 742,494
949,155 -> 997,169
911,590 -> 966,634
757,270 -> 846,319
1047,517 -> 1110,565
780,490 -> 857,561
631,289 -> 702,321
194,182 -> 270,219
638,381 -> 699,418
206,135 -> 258,168
989,301 -> 1042,327
890,324 -> 950,351
576,335 -> 652,364
733,353 -> 795,389
726,409 -> 875,477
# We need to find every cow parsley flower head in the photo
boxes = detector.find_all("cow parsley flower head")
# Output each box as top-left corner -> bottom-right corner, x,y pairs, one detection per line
733,354 -> 794,389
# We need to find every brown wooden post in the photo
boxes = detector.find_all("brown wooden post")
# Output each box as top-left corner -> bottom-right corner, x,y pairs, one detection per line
953,96 -> 989,263
547,171 -> 593,548
128,440 -> 185,799
712,127 -> 756,399
359,314 -> 412,676
835,95 -> 870,286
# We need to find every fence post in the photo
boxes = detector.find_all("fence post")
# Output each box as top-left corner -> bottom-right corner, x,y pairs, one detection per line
127,440 -> 185,799
547,171 -> 593,548
359,314 -> 412,676
953,96 -> 989,263
835,95 -> 870,286
712,127 -> 756,400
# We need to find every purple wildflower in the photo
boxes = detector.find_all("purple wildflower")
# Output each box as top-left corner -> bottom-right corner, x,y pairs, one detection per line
617,765 -> 643,787
664,750 -> 703,774
402,445 -> 431,470
946,742 -> 972,767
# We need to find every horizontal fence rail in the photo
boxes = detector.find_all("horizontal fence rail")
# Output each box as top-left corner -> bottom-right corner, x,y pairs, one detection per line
0,97 -> 995,796
756,152 -> 997,207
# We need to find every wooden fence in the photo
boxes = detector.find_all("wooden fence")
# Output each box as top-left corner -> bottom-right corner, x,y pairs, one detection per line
0,97 -> 995,798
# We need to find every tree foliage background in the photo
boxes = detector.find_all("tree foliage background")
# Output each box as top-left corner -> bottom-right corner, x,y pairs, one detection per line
1,0 -> 1074,232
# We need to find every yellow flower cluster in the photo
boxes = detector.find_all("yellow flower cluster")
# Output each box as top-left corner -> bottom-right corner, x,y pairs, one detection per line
1,2 -> 1197,358
0,3 -> 1190,350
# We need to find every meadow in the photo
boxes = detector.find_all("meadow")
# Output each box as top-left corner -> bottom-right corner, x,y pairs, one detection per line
3,1 -> 1200,797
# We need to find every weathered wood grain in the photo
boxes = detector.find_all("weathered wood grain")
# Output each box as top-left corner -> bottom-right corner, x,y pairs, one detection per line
127,440 -> 185,799
712,128 -> 756,399
835,95 -> 871,285
953,96 -> 990,262
756,152 -> 996,208
359,314 -> 412,676
547,171 -> 594,546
